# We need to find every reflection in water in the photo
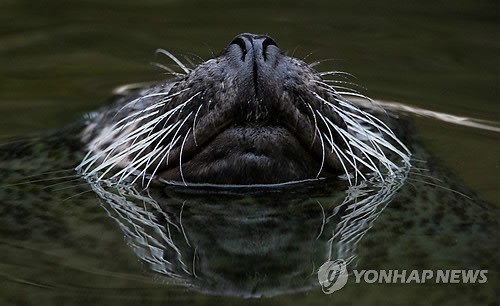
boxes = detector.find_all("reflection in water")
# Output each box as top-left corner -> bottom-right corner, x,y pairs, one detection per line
83,166 -> 409,297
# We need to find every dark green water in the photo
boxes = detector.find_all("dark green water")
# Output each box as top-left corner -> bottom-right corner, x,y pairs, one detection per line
0,0 -> 499,305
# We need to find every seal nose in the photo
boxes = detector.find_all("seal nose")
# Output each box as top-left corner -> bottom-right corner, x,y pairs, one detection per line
229,33 -> 278,62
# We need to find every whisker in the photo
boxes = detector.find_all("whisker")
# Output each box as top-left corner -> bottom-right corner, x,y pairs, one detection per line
406,177 -> 472,200
310,88 -> 411,183
155,49 -> 191,74
179,128 -> 192,186
2,174 -> 79,188
79,91 -> 200,181
315,200 -> 326,240
319,113 -> 362,183
312,79 -> 360,94
192,104 -> 204,147
319,71 -> 356,79
150,62 -> 177,74
117,121 -> 186,184
137,123 -> 183,183
50,182 -> 93,192
145,136 -> 181,188
408,170 -> 443,182
322,79 -> 366,91
313,124 -> 326,178
137,111 -> 194,186
111,90 -> 188,124
304,101 -> 318,146
315,90 -> 410,159
182,55 -> 196,69
41,177 -> 86,190
61,189 -> 95,202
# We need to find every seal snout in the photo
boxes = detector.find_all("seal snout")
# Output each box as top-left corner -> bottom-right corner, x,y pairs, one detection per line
224,33 -> 286,124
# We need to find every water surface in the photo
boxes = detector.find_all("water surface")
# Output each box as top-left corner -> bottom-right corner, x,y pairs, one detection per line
0,0 -> 498,305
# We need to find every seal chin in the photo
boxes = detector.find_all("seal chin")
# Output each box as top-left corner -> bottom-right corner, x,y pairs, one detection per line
159,125 -> 326,185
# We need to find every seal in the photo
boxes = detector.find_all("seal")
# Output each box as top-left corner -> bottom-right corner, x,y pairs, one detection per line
77,33 -> 410,186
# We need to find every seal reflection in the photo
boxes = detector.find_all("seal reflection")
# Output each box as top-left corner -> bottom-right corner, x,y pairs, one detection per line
85,167 -> 408,298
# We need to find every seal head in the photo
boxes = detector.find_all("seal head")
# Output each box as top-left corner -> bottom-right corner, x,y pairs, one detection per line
79,33 -> 410,186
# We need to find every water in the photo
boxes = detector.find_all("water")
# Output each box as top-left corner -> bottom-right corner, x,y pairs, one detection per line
0,0 -> 499,305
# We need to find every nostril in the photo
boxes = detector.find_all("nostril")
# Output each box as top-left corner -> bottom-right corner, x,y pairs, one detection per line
262,37 -> 277,61
230,37 -> 248,61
